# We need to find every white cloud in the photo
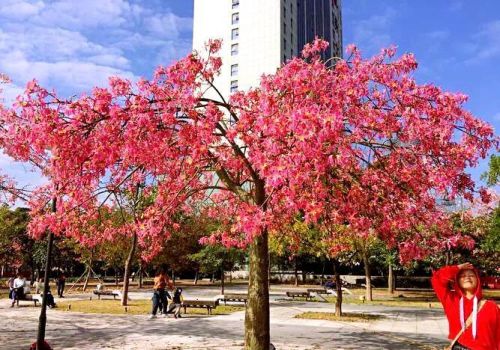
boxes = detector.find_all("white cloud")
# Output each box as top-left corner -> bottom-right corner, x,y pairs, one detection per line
34,0 -> 131,29
351,7 -> 396,55
461,20 -> 500,64
146,12 -> 193,39
0,81 -> 24,105
0,0 -> 193,190
0,0 -> 45,20
0,50 -> 135,91
474,20 -> 500,60
0,152 -> 47,192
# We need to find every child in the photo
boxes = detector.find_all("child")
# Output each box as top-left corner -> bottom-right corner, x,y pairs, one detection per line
166,287 -> 183,318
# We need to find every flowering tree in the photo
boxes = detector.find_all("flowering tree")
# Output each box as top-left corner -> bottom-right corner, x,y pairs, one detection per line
0,39 -> 496,349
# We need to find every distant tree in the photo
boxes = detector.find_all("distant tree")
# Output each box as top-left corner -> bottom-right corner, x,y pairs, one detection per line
481,154 -> 500,186
190,245 -> 246,294
0,206 -> 33,277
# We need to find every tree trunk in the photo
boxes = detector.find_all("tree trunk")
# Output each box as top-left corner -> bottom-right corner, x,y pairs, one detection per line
388,263 -> 395,294
332,259 -> 342,317
301,267 -> 307,285
244,228 -> 270,349
294,258 -> 299,286
221,268 -> 225,295
36,197 -> 56,350
114,269 -> 119,286
194,271 -> 199,285
320,260 -> 325,286
121,233 -> 137,306
362,250 -> 373,302
138,262 -> 143,289
83,266 -> 91,292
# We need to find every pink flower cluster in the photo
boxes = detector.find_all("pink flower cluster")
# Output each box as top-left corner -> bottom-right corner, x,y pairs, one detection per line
0,39 -> 496,262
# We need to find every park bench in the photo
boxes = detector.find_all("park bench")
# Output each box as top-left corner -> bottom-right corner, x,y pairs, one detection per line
14,293 -> 42,307
220,293 -> 248,305
182,299 -> 219,315
93,290 -> 121,300
286,291 -> 313,301
325,287 -> 353,297
307,288 -> 329,302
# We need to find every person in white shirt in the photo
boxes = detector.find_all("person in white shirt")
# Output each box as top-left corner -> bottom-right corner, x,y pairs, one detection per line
33,278 -> 41,294
11,274 -> 26,307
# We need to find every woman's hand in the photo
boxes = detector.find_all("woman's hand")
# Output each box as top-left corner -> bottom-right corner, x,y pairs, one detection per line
458,262 -> 474,270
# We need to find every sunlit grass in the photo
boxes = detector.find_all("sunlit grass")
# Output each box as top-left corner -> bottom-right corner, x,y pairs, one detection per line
57,299 -> 245,316
295,311 -> 383,322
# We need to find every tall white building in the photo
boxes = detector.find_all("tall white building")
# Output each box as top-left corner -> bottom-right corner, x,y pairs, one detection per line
192,0 -> 342,99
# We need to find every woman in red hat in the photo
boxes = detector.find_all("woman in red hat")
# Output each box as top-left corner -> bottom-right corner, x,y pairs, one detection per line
432,262 -> 500,350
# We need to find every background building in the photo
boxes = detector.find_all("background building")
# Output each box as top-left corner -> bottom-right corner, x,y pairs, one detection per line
192,0 -> 342,99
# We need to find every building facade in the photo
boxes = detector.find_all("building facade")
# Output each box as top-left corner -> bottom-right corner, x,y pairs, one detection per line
192,0 -> 342,99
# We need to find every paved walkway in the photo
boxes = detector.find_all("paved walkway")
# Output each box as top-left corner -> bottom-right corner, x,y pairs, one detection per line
0,288 -> 449,350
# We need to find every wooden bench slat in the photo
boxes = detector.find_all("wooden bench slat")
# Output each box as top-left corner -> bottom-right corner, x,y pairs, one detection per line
221,294 -> 248,305
181,299 -> 219,315
286,291 -> 313,301
93,290 -> 120,300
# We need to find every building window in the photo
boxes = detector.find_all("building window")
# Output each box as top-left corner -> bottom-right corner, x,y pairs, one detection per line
230,80 -> 238,93
231,43 -> 239,56
283,22 -> 286,34
232,0 -> 239,9
283,38 -> 287,49
231,28 -> 239,40
232,12 -> 239,25
283,6 -> 286,17
231,64 -> 238,76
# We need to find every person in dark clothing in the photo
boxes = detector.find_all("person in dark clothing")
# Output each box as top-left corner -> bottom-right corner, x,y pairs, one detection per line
45,288 -> 57,308
56,273 -> 66,298
166,287 -> 184,318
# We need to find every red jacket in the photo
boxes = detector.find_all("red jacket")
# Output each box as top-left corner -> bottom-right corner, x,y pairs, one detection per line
431,265 -> 500,350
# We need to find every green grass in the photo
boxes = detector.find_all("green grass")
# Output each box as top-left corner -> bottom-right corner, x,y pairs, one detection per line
57,299 -> 245,316
287,288 -> 499,308
295,311 -> 384,322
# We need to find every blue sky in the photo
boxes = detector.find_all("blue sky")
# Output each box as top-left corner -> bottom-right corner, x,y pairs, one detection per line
0,0 -> 498,188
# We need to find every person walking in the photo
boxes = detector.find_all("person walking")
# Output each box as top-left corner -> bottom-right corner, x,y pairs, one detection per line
149,269 -> 173,319
56,272 -> 66,298
6,276 -> 14,300
432,262 -> 500,350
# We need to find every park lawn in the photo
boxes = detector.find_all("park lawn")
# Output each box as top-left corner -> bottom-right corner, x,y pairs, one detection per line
57,299 -> 245,316
305,288 -> 500,308
295,311 -> 383,322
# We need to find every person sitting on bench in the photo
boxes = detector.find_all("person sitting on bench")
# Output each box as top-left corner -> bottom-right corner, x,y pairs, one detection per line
10,273 -> 26,307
